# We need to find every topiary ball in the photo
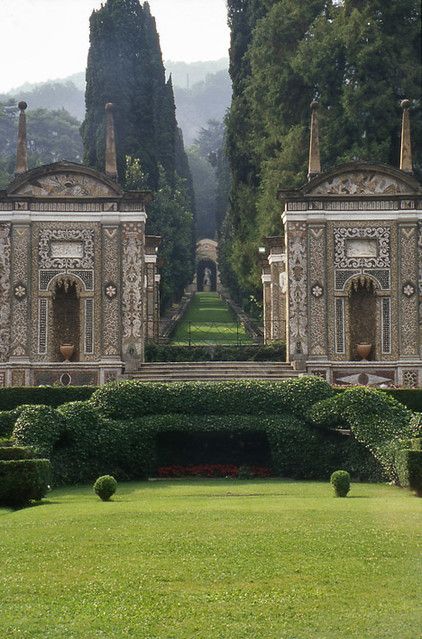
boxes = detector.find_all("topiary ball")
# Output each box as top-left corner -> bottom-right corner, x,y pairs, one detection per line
330,470 -> 351,497
94,475 -> 117,501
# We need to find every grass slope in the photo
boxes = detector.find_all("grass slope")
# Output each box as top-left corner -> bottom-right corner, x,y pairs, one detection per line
172,292 -> 252,345
1,480 -> 421,639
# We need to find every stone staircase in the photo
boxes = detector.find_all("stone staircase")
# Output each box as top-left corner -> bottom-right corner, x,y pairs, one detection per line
127,361 -> 299,382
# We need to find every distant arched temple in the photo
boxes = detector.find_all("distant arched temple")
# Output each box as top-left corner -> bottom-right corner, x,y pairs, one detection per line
0,102 -> 160,387
262,100 -> 422,387
196,238 -> 219,292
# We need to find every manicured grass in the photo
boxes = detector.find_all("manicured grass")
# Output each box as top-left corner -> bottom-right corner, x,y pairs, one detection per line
172,292 -> 252,345
1,480 -> 421,638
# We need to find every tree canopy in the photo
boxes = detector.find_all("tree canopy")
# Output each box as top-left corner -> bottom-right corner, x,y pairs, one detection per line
222,0 -> 422,303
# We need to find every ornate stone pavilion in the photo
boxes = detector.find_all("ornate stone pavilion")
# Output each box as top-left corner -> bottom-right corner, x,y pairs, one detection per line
263,100 -> 422,387
0,102 -> 160,387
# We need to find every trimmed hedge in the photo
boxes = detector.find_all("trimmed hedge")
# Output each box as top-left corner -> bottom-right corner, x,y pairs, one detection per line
91,377 -> 334,420
395,449 -> 422,496
10,378 -> 409,485
13,405 -> 64,457
14,402 -> 384,484
383,389 -> 422,413
145,344 -> 287,362
0,386 -> 95,411
0,446 -> 34,460
0,459 -> 51,506
309,387 -> 413,482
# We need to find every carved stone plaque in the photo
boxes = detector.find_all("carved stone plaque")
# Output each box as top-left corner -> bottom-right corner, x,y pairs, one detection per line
345,239 -> 377,259
51,242 -> 84,259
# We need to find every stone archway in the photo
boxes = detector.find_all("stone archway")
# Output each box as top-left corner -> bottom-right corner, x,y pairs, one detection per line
347,276 -> 378,361
196,239 -> 219,293
51,276 -> 82,362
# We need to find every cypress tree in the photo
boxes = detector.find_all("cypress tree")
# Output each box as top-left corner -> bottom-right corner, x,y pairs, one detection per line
82,0 -> 195,307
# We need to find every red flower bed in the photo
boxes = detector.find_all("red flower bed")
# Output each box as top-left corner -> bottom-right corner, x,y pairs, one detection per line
157,464 -> 272,478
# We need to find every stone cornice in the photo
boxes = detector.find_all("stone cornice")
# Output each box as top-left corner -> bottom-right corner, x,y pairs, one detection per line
0,210 -> 147,224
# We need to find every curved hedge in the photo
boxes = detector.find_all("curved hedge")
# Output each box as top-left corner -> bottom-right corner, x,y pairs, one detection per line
309,387 -> 414,482
91,377 -> 334,420
8,377 -> 415,485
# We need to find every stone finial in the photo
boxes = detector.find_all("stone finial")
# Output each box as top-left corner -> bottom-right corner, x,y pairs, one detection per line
105,102 -> 118,180
308,100 -> 321,181
15,101 -> 28,175
400,99 -> 413,173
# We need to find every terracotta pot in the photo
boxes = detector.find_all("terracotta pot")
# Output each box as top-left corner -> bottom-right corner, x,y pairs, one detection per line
356,343 -> 372,361
60,343 -> 74,362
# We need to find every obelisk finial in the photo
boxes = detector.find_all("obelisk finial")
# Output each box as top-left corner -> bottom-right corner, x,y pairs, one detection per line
400,99 -> 413,174
105,102 -> 118,180
15,101 -> 28,175
308,100 -> 321,181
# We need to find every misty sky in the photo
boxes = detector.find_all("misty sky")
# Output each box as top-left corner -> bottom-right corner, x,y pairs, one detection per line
0,0 -> 230,93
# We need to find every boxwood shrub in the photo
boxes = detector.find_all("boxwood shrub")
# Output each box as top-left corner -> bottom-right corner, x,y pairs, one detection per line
0,386 -> 95,411
0,459 -> 51,506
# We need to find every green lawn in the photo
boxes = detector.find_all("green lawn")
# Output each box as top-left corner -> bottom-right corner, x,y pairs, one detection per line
1,480 -> 421,638
172,292 -> 252,345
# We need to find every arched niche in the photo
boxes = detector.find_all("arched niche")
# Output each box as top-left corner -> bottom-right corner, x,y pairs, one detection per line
346,275 -> 380,361
50,276 -> 83,362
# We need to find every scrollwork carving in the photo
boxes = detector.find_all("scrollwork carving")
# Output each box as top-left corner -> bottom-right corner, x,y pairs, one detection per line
334,227 -> 390,269
39,229 -> 94,270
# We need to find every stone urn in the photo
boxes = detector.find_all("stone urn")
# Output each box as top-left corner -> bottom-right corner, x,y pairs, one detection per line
356,343 -> 372,361
60,344 -> 74,362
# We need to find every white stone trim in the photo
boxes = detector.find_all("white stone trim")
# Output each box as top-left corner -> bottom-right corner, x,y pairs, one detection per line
268,253 -> 286,265
154,274 -> 161,283
0,211 -> 147,224
145,254 -> 157,263
282,210 -> 421,224
261,274 -> 272,284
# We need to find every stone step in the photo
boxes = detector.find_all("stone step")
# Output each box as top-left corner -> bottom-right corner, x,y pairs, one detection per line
126,361 -> 299,382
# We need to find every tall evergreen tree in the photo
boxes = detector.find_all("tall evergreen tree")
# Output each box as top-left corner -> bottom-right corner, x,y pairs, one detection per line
222,0 -> 421,303
82,0 -> 195,307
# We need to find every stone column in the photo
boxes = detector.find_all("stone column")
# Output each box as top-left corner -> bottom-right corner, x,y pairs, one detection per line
145,236 -> 161,341
261,266 -> 272,344
154,274 -> 161,341
122,222 -> 145,370
266,237 -> 286,342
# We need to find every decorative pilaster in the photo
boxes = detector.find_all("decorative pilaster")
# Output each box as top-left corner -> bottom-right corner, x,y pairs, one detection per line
286,222 -> 308,361
102,225 -> 121,358
398,224 -> 419,357
122,222 -> 145,366
10,225 -> 30,358
308,225 -> 327,358
0,224 -> 11,362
